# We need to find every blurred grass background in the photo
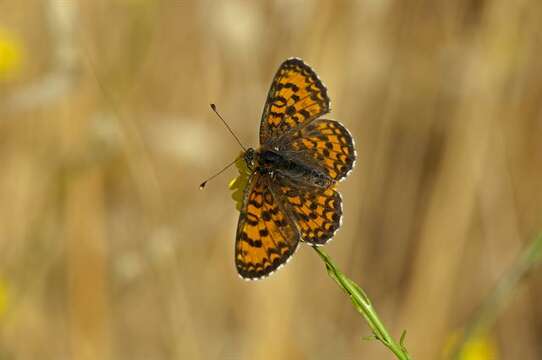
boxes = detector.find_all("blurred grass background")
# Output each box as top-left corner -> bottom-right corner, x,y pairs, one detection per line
1,0 -> 542,359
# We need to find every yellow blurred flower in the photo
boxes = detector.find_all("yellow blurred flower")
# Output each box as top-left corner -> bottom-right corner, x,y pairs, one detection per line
444,331 -> 498,360
0,277 -> 9,319
229,153 -> 250,211
0,28 -> 23,80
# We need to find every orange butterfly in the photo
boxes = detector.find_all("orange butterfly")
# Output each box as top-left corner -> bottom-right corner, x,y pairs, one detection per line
234,58 -> 356,280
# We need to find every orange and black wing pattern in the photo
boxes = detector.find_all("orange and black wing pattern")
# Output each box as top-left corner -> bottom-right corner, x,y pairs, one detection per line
288,119 -> 356,182
259,58 -> 330,145
276,182 -> 342,245
235,174 -> 299,279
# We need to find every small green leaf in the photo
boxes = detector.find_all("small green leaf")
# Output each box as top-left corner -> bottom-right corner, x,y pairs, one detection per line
362,334 -> 378,341
400,330 -> 407,348
345,278 -> 371,305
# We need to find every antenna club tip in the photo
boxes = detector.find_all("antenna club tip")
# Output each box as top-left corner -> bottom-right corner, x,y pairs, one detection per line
199,181 -> 207,190
210,103 -> 216,111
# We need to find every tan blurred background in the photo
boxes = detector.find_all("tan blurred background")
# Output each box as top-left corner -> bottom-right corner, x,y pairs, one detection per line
1,0 -> 542,359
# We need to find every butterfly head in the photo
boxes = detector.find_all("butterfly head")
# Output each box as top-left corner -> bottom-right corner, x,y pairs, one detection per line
243,148 -> 257,170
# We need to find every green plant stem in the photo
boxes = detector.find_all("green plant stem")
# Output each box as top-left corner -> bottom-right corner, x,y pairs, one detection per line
451,233 -> 542,359
313,246 -> 411,360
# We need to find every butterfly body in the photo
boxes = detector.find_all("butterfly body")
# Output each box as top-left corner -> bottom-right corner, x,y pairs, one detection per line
234,58 -> 356,280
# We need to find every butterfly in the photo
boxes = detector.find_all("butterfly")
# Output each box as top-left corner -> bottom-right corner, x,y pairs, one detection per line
235,58 -> 356,280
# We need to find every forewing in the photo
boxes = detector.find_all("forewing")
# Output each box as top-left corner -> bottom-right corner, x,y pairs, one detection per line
275,181 -> 343,245
259,58 -> 330,145
287,119 -> 356,182
235,174 -> 299,280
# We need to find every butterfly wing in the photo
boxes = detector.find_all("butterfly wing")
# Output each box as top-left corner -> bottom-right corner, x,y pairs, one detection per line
285,119 -> 356,182
259,58 -> 330,145
235,173 -> 299,279
274,179 -> 343,245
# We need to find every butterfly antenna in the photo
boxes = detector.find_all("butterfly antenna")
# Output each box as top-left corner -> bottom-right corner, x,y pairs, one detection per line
199,157 -> 239,189
210,104 -> 246,151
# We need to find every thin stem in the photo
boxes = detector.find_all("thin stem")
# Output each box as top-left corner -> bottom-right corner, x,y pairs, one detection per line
313,246 -> 411,360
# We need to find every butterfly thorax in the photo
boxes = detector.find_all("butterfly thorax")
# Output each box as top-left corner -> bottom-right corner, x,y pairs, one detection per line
244,147 -> 333,189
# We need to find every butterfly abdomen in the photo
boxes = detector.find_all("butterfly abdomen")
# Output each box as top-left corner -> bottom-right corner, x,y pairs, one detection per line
257,148 -> 332,188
